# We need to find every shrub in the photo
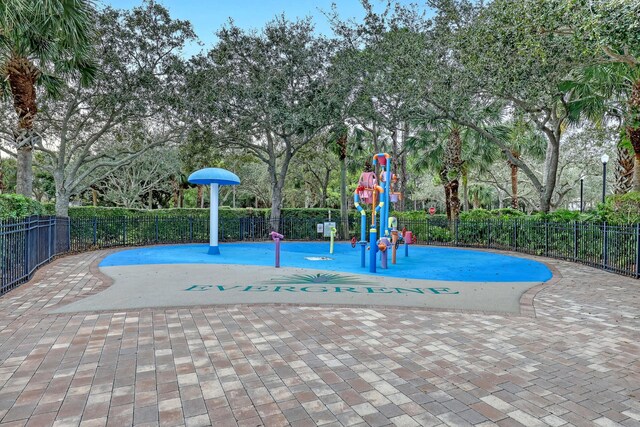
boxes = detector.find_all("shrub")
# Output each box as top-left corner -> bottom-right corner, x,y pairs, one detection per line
0,194 -> 49,219
459,208 -> 492,220
599,192 -> 640,224
492,208 -> 525,218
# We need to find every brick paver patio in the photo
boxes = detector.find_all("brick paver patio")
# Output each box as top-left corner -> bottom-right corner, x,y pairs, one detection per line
0,249 -> 638,427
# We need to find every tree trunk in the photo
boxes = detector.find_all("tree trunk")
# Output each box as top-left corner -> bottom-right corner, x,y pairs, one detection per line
172,178 -> 179,207
614,143 -> 634,194
0,159 -> 5,193
449,179 -> 460,222
267,152 -> 293,232
443,181 -> 451,221
634,152 -> 640,192
55,190 -> 70,217
510,163 -> 519,209
372,122 -> 380,153
16,146 -> 33,197
462,167 -> 469,211
627,79 -> 640,191
148,190 -> 153,209
320,169 -> 330,209
270,183 -> 284,231
93,189 -> 98,207
231,186 -> 236,208
540,136 -> 560,212
338,126 -> 349,237
197,185 -> 203,208
8,56 -> 39,198
473,191 -> 479,209
340,154 -> 348,238
446,127 -> 463,222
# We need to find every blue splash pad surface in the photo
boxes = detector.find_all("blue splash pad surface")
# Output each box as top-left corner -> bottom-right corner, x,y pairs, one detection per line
99,242 -> 552,283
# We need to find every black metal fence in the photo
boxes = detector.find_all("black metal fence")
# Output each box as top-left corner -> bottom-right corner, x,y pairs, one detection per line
69,216 -> 358,251
412,217 -> 640,279
1,215 -> 638,296
0,216 -> 70,295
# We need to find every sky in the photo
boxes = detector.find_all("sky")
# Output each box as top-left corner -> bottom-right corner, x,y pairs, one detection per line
101,0 -> 422,57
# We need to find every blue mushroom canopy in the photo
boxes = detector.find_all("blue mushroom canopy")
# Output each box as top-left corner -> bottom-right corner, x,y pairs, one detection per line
188,168 -> 241,186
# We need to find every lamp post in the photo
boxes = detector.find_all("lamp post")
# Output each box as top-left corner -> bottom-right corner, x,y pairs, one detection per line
579,177 -> 584,213
601,154 -> 609,204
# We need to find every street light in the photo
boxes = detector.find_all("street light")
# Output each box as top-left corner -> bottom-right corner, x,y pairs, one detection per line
601,153 -> 609,204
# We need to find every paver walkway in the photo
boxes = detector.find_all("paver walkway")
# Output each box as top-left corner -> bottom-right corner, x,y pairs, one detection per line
0,249 -> 638,427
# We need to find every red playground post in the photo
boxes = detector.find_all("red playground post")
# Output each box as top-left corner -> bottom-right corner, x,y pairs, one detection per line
270,231 -> 284,268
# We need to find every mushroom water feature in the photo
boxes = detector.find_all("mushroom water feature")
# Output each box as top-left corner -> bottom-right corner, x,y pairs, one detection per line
187,168 -> 240,254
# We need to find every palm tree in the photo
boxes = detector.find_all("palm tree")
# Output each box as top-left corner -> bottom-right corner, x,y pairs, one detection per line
614,135 -> 634,194
469,184 -> 494,209
500,120 -> 546,209
0,0 -> 96,197
564,63 -> 640,191
409,121 -> 499,222
628,79 -> 640,190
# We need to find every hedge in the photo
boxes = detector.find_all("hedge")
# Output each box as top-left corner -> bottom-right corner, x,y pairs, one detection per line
0,194 -> 54,219
65,205 -> 447,221
30,191 -> 640,226
66,206 -> 349,220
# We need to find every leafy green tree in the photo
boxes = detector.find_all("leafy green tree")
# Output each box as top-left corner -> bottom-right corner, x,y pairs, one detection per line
188,17 -> 345,227
330,4 -> 427,210
446,0 -> 593,212
99,147 -> 179,208
0,0 -> 97,197
34,2 -> 194,216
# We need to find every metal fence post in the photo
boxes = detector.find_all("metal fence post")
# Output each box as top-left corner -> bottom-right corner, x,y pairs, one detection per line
52,217 -> 58,256
48,217 -> 52,261
544,221 -> 549,257
573,221 -> 578,262
454,219 -> 459,246
426,219 -> 430,244
635,223 -> 640,279
513,220 -> 517,251
123,219 -> 127,246
603,222 -> 608,270
155,216 -> 159,242
487,220 -> 491,248
189,217 -> 194,241
93,217 -> 97,246
23,218 -> 30,279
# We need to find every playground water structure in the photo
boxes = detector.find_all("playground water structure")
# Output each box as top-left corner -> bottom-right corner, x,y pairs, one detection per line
99,242 -> 552,283
354,152 -> 409,273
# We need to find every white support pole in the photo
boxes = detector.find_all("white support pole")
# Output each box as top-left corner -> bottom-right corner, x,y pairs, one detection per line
209,183 -> 220,254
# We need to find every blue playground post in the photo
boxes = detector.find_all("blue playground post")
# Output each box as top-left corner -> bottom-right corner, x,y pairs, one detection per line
369,228 -> 377,273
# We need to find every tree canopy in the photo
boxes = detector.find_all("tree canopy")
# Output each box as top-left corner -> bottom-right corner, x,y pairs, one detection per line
0,0 -> 636,218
